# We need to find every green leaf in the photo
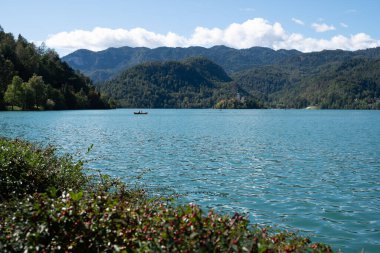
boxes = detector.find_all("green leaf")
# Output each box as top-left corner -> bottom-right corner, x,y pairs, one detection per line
70,191 -> 83,201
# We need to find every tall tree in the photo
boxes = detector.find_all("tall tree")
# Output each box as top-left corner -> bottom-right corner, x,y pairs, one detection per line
0,56 -> 15,109
4,75 -> 24,110
27,74 -> 47,109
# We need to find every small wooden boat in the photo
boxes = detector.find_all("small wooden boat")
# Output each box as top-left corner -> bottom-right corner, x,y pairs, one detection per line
134,111 -> 148,115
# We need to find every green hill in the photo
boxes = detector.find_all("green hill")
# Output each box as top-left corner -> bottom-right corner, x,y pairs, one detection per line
98,57 -> 241,108
232,58 -> 380,109
0,26 -> 109,110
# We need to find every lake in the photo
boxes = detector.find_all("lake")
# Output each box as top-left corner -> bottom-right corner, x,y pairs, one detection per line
1,109 -> 379,252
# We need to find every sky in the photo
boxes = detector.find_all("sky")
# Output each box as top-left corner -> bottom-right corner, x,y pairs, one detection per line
2,0 -> 380,56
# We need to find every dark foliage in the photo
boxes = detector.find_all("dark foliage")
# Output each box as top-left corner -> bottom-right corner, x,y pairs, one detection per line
0,138 -> 87,200
233,58 -> 380,109
98,57 -> 253,108
0,27 -> 109,110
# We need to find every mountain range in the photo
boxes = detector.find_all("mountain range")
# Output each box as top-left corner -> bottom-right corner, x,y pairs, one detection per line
62,46 -> 302,82
62,46 -> 380,82
63,46 -> 380,109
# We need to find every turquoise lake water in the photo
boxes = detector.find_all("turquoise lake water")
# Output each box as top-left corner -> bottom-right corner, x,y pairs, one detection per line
1,109 -> 379,252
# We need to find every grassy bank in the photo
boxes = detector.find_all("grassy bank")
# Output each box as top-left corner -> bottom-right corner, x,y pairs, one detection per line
0,137 -> 334,252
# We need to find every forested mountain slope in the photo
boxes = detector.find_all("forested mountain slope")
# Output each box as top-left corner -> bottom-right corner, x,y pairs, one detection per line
63,45 -> 380,83
232,58 -> 380,109
63,42 -> 380,109
98,56 -> 380,109
98,57 -> 240,108
0,26 -> 109,110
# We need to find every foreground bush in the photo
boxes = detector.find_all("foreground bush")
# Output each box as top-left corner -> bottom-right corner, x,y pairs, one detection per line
0,138 -> 87,200
0,138 -> 334,252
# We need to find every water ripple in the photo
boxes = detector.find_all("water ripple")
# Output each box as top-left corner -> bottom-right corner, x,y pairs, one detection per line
1,109 -> 380,252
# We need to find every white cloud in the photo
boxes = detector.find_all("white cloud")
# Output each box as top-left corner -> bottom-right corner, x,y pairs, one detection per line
340,22 -> 348,28
275,33 -> 380,52
292,18 -> 304,26
311,23 -> 336,32
45,18 -> 380,56
45,27 -> 187,55
188,19 -> 286,49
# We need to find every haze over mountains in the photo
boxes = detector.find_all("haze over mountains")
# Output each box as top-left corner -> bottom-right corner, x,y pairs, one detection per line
63,46 -> 380,109
63,46 -> 380,82
63,46 -> 301,82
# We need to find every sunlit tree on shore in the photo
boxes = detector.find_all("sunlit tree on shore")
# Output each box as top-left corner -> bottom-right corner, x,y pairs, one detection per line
4,75 -> 23,110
